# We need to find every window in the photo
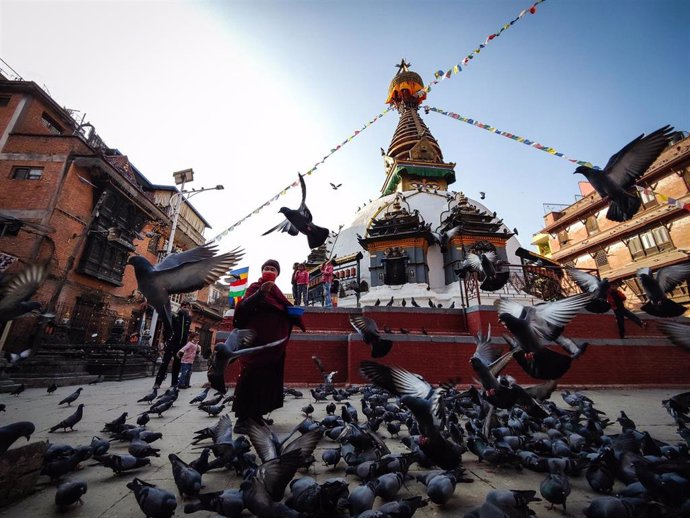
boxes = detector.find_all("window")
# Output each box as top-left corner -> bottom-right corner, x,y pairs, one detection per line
41,112 -> 63,135
593,249 -> 609,269
77,235 -> 129,285
557,229 -> 570,246
0,221 -> 21,237
639,189 -> 658,209
585,215 -> 599,236
0,95 -> 10,107
625,226 -> 673,259
147,233 -> 161,253
11,166 -> 43,180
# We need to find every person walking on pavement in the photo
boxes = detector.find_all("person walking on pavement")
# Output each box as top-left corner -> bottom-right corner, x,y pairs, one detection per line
320,259 -> 334,307
153,301 -> 192,388
177,331 -> 201,389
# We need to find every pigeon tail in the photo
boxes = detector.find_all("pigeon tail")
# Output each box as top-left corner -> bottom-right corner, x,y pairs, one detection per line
641,298 -> 687,318
606,192 -> 641,222
480,271 -> 510,292
371,338 -> 393,359
306,224 -> 330,249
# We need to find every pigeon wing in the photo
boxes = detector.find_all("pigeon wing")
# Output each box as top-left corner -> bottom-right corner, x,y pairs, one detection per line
658,320 -> 690,351
655,263 -> 690,294
532,292 -> 592,329
463,253 -> 483,273
605,125 -> 674,188
493,298 -> 525,320
0,263 -> 47,313
349,315 -> 379,342
156,248 -> 243,294
258,449 -> 304,502
262,218 -> 299,237
246,419 -> 279,462
359,361 -> 433,400
567,268 -> 600,293
153,242 -> 219,272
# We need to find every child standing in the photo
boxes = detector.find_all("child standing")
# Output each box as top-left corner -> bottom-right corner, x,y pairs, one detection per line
177,331 -> 201,389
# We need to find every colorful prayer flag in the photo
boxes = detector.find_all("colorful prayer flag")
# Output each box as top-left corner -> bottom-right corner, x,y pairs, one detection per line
229,266 -> 250,303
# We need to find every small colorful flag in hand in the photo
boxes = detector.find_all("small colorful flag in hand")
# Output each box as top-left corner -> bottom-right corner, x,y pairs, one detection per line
228,266 -> 249,305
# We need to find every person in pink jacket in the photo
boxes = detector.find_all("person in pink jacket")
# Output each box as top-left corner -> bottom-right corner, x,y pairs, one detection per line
320,259 -> 334,307
294,263 -> 309,306
177,331 -> 201,389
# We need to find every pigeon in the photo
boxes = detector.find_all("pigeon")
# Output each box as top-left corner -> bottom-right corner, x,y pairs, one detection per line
494,293 -> 592,355
574,125 -> 674,221
96,454 -> 151,475
428,299 -> 435,308
5,348 -> 31,366
349,314 -> 393,358
0,262 -> 48,322
58,387 -> 83,406
9,383 -> 25,396
188,387 -> 209,404
127,242 -> 243,334
480,191 -> 486,199
540,470 -> 571,513
47,382 -> 58,394
637,263 -> 690,317
410,297 -> 420,308
138,387 -> 158,404
169,453 -> 202,498
330,182 -> 342,190
567,268 -> 612,313
183,489 -> 245,516
0,404 -> 5,412
456,252 -> 509,291
207,329 -> 287,394
0,421 -> 35,454
137,413 -> 150,427
385,296 -> 395,307
401,298 -> 407,307
129,440 -> 160,458
55,480 -> 87,510
504,334 -> 587,380
449,301 -> 455,309
49,404 -> 85,433
245,418 -> 323,466
88,374 -> 104,385
374,298 -> 381,306
242,450 -> 304,517
102,412 -> 129,434
127,478 -> 177,518
658,318 -> 690,351
90,436 -> 110,456
312,355 -> 337,387
262,173 -> 330,249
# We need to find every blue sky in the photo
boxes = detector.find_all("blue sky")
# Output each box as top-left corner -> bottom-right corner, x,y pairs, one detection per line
1,0 -> 688,290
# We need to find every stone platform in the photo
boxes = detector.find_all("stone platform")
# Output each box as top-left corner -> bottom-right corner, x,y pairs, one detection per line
0,375 -> 685,517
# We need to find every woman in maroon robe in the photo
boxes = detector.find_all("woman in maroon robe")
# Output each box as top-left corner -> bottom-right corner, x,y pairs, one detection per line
231,259 -> 303,431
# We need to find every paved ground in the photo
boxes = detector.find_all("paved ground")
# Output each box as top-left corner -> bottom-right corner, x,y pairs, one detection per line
0,373 -> 685,518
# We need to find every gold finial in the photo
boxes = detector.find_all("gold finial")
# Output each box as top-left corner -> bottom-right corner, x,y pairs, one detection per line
395,59 -> 411,75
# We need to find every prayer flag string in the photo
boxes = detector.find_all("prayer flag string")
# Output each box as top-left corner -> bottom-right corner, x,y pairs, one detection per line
420,0 -> 546,96
426,105 -> 596,168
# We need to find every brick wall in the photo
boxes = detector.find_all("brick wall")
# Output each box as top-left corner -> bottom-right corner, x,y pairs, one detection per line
221,307 -> 689,387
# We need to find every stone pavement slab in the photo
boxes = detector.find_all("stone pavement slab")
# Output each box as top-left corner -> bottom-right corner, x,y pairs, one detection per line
0,373 -> 685,517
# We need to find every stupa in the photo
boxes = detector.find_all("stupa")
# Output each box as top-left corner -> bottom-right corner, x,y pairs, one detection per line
329,60 -> 526,307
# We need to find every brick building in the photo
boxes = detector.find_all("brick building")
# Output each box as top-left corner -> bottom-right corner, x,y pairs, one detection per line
537,131 -> 690,310
0,73 -> 226,353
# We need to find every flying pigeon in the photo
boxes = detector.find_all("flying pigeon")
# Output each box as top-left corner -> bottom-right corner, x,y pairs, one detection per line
5,348 -> 31,366
574,125 -> 674,221
636,263 -> 690,317
349,314 -> 393,358
0,263 -> 49,322
455,252 -> 509,291
262,173 -> 330,249
127,242 -> 243,334
658,318 -> 690,351
567,268 -> 612,313
495,293 -> 592,355
330,182 -> 342,190
480,191 -> 486,200
207,329 -> 287,394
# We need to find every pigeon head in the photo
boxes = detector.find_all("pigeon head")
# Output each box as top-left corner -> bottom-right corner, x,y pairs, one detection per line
278,207 -> 289,214
17,421 -> 36,441
573,166 -> 593,177
127,255 -> 153,273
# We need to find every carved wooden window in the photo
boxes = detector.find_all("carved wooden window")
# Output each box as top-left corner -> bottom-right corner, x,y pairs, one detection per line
585,215 -> 599,236
557,229 -> 570,246
638,189 -> 658,209
625,226 -> 673,260
78,235 -> 130,285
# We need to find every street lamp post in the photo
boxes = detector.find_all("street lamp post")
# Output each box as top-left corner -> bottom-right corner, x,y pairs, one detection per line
145,169 -> 224,347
